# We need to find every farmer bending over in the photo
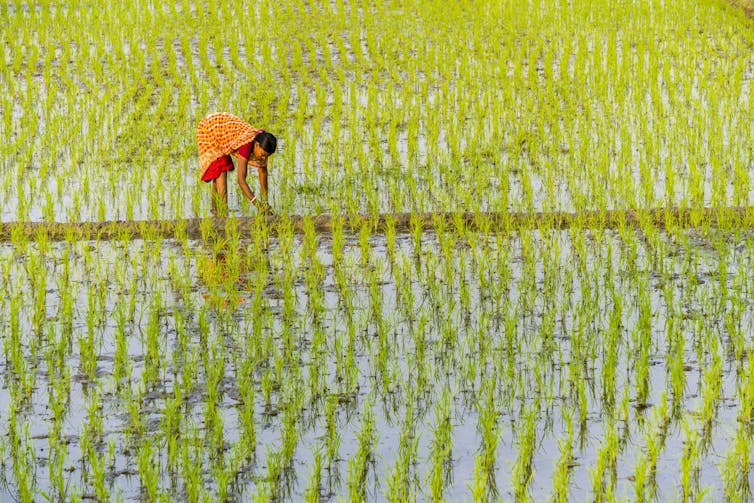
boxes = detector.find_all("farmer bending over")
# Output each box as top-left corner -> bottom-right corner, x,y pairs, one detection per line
197,112 -> 277,215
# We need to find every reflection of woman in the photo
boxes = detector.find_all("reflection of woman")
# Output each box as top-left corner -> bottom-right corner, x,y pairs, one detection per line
196,112 -> 277,215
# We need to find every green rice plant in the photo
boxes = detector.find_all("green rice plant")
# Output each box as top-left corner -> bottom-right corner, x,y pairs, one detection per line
211,455 -> 236,502
265,445 -> 286,497
632,450 -> 650,502
396,253 -> 417,325
384,214 -> 397,264
137,435 -> 160,501
13,439 -> 35,503
599,285 -> 623,411
141,298 -> 165,390
719,424 -> 752,502
125,384 -> 146,438
550,408 -> 575,503
410,213 -> 423,256
632,276 -> 653,407
280,392 -> 303,470
512,403 -> 537,501
86,437 -> 114,503
304,446 -> 323,503
468,453 -> 492,503
179,425 -> 205,502
163,385 -> 184,470
83,387 -> 104,449
358,218 -> 374,268
679,415 -> 702,502
427,387 -> 453,501
45,434 -> 69,502
346,395 -> 377,501
699,334 -> 724,444
324,393 -> 341,472
639,392 -> 671,498
384,399 -> 418,502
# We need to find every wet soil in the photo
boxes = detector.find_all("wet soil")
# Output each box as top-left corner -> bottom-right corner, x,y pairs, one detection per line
730,0 -> 754,16
1,206 -> 753,241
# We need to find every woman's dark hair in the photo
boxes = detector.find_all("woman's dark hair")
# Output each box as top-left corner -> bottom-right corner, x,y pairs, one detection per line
254,131 -> 277,154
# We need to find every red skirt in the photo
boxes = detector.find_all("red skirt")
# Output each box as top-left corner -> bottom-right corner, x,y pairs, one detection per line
201,142 -> 253,182
201,155 -> 234,182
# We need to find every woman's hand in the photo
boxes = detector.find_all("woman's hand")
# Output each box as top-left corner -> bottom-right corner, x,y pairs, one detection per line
257,199 -> 274,215
253,197 -> 273,215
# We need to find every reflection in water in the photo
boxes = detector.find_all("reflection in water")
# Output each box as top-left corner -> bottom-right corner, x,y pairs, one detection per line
196,235 -> 274,311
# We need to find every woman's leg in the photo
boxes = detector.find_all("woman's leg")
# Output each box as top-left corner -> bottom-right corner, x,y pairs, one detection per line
211,171 -> 229,216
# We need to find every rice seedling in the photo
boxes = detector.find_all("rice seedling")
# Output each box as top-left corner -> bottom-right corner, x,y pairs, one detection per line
346,395 -> 377,501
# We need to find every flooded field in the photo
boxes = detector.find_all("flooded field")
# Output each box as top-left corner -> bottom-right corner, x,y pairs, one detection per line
2,220 -> 754,500
3,0 -> 754,501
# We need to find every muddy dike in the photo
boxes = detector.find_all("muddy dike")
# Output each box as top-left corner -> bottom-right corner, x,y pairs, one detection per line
1,207 -> 753,242
731,0 -> 754,16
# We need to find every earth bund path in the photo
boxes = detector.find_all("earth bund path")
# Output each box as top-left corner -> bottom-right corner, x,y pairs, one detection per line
1,207 -> 753,241
731,0 -> 754,16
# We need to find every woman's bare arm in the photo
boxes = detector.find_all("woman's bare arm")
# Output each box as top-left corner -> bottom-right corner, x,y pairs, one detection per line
235,156 -> 259,205
257,164 -> 268,200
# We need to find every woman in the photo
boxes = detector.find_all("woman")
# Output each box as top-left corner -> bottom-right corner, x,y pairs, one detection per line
196,112 -> 277,215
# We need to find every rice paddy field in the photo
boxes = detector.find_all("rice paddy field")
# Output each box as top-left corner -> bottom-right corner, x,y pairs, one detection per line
3,0 -> 754,501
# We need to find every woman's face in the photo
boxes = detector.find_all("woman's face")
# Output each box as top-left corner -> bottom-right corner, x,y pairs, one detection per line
251,143 -> 271,165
